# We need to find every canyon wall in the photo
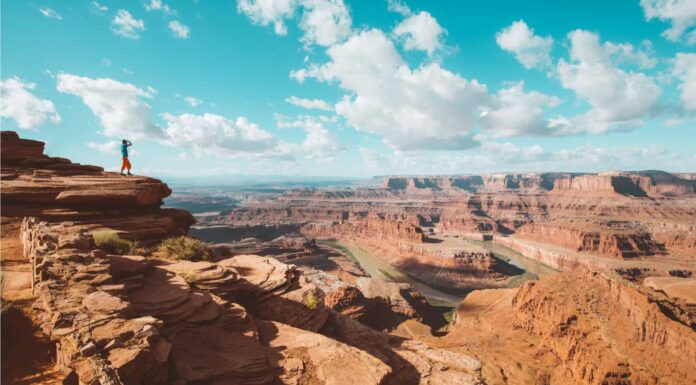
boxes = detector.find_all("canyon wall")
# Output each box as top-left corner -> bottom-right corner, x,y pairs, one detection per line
447,270 -> 696,385
2,131 -> 485,385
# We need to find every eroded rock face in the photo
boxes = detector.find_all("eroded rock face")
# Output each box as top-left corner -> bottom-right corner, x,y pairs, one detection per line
448,270 -> 696,385
21,219 -> 483,385
5,131 -> 484,385
1,131 -> 194,244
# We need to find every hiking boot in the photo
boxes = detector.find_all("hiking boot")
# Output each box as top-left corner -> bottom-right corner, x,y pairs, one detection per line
127,172 -> 133,176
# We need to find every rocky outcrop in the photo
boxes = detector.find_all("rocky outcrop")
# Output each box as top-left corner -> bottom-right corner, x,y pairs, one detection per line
301,215 -> 426,243
515,222 -> 665,259
448,270 -> 696,385
21,218 -> 483,384
1,131 -> 194,244
510,271 -> 696,384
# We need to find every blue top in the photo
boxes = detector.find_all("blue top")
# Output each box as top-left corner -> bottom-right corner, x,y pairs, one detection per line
121,143 -> 131,157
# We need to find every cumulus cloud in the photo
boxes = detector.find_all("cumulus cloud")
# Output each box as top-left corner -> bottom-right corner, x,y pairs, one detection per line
277,115 -> 341,158
640,0 -> 696,44
604,40 -> 657,69
1,77 -> 61,129
238,0 -> 351,47
672,53 -> 696,110
238,0 -> 296,35
168,20 -> 190,39
386,0 -> 411,16
111,10 -> 145,39
554,30 -> 661,134
161,113 -> 282,157
294,29 -> 489,151
496,20 -> 553,70
144,0 -> 175,15
359,141 -> 684,175
286,95 -> 333,111
86,141 -> 120,154
39,7 -> 63,20
184,96 -> 203,107
299,0 -> 352,47
480,81 -> 561,138
56,74 -> 160,139
393,11 -> 446,56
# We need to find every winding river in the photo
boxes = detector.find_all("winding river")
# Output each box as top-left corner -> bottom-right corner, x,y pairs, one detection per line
319,237 -> 557,307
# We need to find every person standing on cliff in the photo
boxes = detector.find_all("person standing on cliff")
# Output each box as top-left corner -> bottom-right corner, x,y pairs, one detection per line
120,139 -> 133,176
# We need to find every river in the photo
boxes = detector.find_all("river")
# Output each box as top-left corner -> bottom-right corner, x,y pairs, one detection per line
318,237 -> 557,307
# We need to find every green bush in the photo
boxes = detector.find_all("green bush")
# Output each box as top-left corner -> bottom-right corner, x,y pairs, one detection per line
156,236 -> 212,261
93,231 -> 135,255
302,291 -> 320,310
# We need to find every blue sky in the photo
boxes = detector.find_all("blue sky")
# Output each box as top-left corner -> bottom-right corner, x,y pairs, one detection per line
1,0 -> 695,177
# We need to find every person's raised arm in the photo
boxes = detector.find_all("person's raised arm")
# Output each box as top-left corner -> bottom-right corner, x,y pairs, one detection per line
126,140 -> 133,147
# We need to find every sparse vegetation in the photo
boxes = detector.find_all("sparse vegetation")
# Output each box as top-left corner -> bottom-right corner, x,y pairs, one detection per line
1,273 -> 13,314
156,236 -> 212,261
178,270 -> 198,285
93,231 -> 135,255
303,291 -> 320,310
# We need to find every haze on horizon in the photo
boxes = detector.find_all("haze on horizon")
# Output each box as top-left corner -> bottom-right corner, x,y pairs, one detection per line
1,0 -> 695,177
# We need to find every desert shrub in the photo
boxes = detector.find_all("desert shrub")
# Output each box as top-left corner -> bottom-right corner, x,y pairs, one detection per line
93,231 -> 135,255
178,270 -> 198,285
1,273 -> 12,314
302,291 -> 320,310
156,236 -> 212,261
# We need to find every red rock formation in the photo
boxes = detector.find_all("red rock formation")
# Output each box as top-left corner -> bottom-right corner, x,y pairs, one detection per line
447,270 -> 696,385
515,222 -> 665,258
3,131 -> 485,385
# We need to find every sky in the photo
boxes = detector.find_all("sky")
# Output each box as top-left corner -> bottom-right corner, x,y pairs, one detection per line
1,0 -> 695,178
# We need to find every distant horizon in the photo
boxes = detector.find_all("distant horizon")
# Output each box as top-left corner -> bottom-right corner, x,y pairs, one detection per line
2,0 -> 695,177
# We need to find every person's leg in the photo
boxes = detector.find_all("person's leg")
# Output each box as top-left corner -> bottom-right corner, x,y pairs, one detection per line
125,157 -> 132,175
121,157 -> 127,175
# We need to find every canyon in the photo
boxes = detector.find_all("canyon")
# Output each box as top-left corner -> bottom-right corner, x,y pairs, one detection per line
2,130 -> 695,385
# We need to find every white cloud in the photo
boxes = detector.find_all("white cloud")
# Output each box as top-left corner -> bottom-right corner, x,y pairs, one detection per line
56,74 -> 160,139
393,11 -> 446,56
90,1 -> 108,14
480,81 -> 561,138
640,0 -> 696,44
1,77 -> 61,129
161,113 -> 282,156
177,152 -> 188,160
286,95 -> 333,111
184,96 -> 203,107
360,147 -> 392,169
299,0 -> 352,47
111,10 -> 145,40
86,141 -> 120,154
672,53 -> 696,110
168,20 -> 190,39
604,40 -> 657,69
39,7 -> 63,20
238,0 -> 351,46
295,29 -> 489,151
277,115 -> 341,158
238,0 -> 296,35
386,0 -> 411,16
144,0 -> 175,15
496,20 -> 553,70
554,30 -> 661,134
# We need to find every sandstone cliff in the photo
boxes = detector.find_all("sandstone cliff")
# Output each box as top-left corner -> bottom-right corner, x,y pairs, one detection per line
1,131 -> 484,385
